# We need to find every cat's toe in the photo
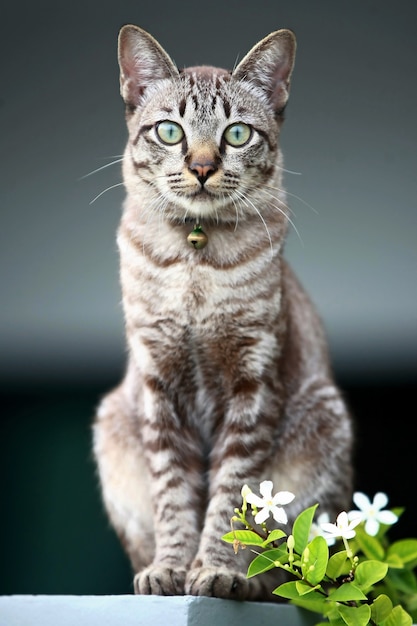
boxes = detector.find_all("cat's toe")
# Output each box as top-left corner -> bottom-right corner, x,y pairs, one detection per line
134,565 -> 186,595
185,567 -> 251,601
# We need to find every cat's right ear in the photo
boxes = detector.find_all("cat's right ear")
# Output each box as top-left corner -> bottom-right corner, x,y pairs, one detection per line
233,29 -> 296,116
118,25 -> 179,111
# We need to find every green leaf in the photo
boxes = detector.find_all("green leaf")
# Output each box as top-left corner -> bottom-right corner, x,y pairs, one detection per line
328,582 -> 368,601
295,580 -> 321,596
385,553 -> 405,569
355,560 -> 388,589
301,536 -> 329,586
221,530 -> 264,545
289,593 -> 330,615
354,525 -> 385,560
326,605 -> 349,623
380,604 -> 413,626
327,550 -> 350,580
273,580 -> 301,600
337,603 -> 371,626
387,539 -> 417,566
262,528 -> 287,546
222,532 -> 235,544
292,504 -> 318,555
370,594 -> 393,623
273,580 -> 323,602
387,568 -> 417,594
246,546 -> 287,578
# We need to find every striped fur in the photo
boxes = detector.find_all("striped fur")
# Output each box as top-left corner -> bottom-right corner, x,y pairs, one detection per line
93,25 -> 353,601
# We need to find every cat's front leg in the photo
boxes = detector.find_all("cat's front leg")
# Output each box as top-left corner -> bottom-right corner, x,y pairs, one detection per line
185,392 -> 280,601
134,381 -> 205,596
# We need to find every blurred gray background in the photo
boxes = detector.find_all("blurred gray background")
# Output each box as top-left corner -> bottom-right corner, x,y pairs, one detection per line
1,0 -> 416,596
1,0 -> 416,384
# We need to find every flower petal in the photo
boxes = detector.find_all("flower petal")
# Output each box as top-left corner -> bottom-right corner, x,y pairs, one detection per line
373,492 -> 389,511
259,480 -> 273,500
365,517 -> 380,537
254,507 -> 270,524
272,491 -> 295,506
322,533 -> 336,546
320,522 -> 339,537
347,510 -> 364,523
336,511 -> 350,527
353,492 -> 371,512
271,506 -> 288,524
246,493 -> 265,508
376,510 -> 398,526
348,516 -> 362,530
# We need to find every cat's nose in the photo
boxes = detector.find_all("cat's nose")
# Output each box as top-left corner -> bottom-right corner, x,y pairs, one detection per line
188,160 -> 218,186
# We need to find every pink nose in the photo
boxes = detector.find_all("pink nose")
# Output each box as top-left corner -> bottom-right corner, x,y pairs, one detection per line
189,160 -> 218,185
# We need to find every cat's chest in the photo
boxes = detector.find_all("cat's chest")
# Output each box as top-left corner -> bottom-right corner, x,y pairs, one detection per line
123,250 -> 279,328
118,209 -> 283,327
119,223 -> 283,390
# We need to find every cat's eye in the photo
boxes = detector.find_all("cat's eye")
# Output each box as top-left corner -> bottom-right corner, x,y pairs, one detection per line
224,123 -> 252,147
156,121 -> 184,145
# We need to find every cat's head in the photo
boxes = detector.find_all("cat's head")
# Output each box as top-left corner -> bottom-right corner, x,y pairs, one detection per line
118,25 -> 296,224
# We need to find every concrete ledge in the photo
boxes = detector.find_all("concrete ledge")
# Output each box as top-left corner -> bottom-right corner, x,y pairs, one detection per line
0,595 -> 317,625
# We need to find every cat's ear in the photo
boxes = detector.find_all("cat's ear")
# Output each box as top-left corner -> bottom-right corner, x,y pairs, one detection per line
118,25 -> 179,109
232,29 -> 296,114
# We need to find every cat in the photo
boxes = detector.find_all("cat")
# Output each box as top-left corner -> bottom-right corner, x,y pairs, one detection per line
93,24 -> 353,601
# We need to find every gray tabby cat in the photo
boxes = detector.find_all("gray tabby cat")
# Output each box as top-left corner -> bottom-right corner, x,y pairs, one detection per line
93,24 -> 353,601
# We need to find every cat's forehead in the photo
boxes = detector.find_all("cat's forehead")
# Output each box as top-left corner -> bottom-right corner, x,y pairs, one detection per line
178,66 -> 232,103
181,66 -> 231,84
149,66 -> 269,125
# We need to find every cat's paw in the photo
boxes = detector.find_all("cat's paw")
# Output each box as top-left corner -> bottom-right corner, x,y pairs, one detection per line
134,565 -> 186,595
185,566 -> 251,600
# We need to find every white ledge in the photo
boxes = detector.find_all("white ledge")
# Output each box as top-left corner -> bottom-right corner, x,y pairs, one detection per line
0,595 -> 317,625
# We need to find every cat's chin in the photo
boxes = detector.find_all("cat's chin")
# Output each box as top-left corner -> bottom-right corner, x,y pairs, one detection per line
168,196 -> 238,224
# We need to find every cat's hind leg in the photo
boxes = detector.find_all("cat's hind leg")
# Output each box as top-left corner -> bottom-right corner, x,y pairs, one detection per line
93,380 -> 193,595
93,383 -> 155,577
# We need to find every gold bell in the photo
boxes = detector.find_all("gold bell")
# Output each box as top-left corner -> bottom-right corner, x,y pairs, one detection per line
187,224 -> 208,250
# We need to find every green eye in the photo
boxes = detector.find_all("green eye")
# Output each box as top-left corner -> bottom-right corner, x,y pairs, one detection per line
224,123 -> 252,147
156,121 -> 184,145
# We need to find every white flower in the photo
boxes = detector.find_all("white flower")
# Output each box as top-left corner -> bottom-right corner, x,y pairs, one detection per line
347,492 -> 398,537
245,480 -> 295,525
310,512 -> 336,546
241,484 -> 252,499
320,511 -> 361,540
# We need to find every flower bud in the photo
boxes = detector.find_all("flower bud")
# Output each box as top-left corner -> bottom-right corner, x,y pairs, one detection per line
241,484 -> 252,498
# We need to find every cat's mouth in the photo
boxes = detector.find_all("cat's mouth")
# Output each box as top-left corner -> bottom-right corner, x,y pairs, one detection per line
190,187 -> 216,200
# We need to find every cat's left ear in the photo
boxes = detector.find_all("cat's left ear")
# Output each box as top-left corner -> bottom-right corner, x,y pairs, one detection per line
232,29 -> 296,115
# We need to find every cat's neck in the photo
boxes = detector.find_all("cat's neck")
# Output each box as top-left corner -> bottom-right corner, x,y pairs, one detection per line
120,196 -> 286,270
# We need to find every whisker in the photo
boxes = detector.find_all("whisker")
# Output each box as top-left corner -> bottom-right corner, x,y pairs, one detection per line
260,186 -> 297,217
276,165 -> 302,175
259,189 -> 304,245
89,182 -> 125,204
228,193 -> 240,232
80,157 -> 124,180
286,189 -> 318,215
234,189 -> 273,259
231,52 -> 241,73
264,183 -> 318,215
